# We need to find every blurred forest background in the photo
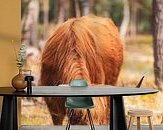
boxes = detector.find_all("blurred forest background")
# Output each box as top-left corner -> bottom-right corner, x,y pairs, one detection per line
21,0 -> 163,126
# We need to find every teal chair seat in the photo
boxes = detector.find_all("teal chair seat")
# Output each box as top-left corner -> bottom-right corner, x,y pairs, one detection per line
65,79 -> 95,130
65,97 -> 95,109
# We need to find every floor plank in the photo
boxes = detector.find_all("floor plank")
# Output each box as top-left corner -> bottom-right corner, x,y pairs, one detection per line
19,125 -> 163,130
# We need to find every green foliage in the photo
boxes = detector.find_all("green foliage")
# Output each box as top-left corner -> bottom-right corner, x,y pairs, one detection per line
21,0 -> 154,37
16,44 -> 26,70
93,0 -> 123,26
49,0 -> 58,23
109,1 -> 123,26
138,6 -> 152,33
38,0 -> 58,24
21,0 -> 30,18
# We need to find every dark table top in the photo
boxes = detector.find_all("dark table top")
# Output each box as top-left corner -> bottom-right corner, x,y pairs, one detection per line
0,86 -> 159,97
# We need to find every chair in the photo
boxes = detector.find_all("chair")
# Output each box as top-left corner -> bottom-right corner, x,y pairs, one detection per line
128,109 -> 153,130
65,79 -> 95,130
128,76 -> 154,130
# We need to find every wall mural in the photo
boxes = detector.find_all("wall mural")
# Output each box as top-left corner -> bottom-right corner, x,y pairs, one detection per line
21,0 -> 123,125
21,0 -> 163,126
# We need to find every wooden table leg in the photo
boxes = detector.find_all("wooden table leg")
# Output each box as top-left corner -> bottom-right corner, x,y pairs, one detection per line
0,96 -> 18,130
110,96 -> 127,130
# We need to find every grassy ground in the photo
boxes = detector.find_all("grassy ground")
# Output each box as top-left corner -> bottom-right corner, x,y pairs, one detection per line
21,35 -> 163,125
21,97 -> 53,125
119,35 -> 163,125
119,35 -> 154,85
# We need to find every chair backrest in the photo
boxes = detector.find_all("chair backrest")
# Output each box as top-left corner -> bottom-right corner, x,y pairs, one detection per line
70,79 -> 88,87
136,76 -> 145,88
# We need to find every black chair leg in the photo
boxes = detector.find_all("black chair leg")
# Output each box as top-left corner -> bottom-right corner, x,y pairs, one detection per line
66,109 -> 74,130
87,109 -> 95,130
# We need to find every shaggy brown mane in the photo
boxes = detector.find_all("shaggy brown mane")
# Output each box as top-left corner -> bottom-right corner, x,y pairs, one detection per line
40,15 -> 123,125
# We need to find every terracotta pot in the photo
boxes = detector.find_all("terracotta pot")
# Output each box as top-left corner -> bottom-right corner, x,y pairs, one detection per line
11,69 -> 27,91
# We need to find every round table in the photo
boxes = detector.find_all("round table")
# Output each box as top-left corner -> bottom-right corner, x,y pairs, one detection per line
0,86 -> 158,130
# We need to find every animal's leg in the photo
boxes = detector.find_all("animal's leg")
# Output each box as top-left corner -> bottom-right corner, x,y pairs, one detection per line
44,97 -> 66,125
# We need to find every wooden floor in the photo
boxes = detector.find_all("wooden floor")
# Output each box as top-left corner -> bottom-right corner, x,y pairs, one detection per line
19,125 -> 163,130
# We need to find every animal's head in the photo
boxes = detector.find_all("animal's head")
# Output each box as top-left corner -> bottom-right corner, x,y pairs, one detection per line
40,15 -> 123,86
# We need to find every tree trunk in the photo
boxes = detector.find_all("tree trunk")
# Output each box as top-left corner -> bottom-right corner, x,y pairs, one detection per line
21,0 -> 39,48
153,0 -> 163,90
69,0 -> 90,18
43,0 -> 49,40
120,0 -> 130,40
57,0 -> 68,23
79,0 -> 90,16
89,0 -> 94,13
75,0 -> 81,17
130,0 -> 137,39
69,0 -> 81,18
